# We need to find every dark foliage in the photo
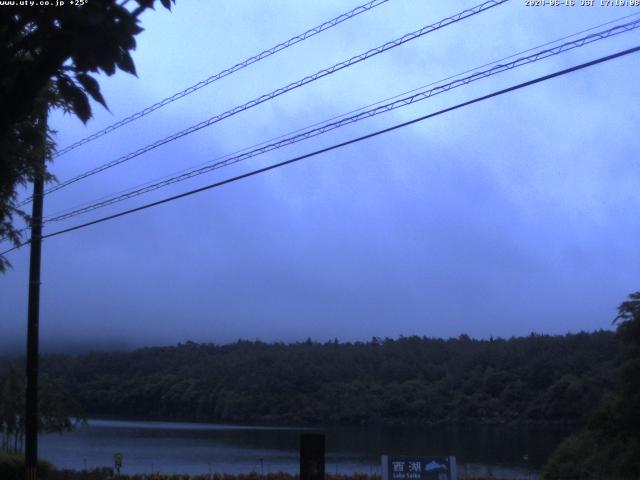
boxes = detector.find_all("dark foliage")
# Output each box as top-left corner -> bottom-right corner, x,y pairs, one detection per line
0,366 -> 85,454
0,0 -> 175,270
0,459 -> 520,480
543,292 -> 640,480
0,453 -> 53,480
0,331 -> 618,427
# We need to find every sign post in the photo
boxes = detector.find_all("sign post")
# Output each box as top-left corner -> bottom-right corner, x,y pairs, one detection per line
381,455 -> 456,480
300,433 -> 325,480
114,453 -> 123,476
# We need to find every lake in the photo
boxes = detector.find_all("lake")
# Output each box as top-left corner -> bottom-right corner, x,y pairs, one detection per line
39,419 -> 573,479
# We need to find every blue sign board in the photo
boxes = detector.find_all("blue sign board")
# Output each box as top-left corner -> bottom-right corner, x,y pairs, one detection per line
381,455 -> 456,480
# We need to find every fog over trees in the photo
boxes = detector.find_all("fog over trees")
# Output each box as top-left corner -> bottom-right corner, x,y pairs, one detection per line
1,331 -> 618,427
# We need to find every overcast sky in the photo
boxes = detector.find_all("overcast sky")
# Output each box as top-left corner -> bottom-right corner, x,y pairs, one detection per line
1,0 -> 639,353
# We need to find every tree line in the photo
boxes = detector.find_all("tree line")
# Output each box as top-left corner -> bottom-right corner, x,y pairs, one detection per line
1,330 -> 620,427
0,366 -> 83,455
543,292 -> 640,479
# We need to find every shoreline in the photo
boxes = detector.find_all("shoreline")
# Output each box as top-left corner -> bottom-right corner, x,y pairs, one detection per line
79,414 -> 581,430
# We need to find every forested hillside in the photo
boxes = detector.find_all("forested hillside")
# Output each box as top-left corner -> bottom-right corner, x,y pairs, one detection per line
0,332 -> 619,426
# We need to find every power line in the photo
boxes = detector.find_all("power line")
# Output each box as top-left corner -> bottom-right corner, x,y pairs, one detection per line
41,18 -> 640,224
19,0 -> 508,206
43,10 -> 640,222
3,43 -> 637,258
54,0 -> 392,158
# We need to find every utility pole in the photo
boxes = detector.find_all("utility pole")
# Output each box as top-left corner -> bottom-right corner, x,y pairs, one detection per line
25,108 -> 47,480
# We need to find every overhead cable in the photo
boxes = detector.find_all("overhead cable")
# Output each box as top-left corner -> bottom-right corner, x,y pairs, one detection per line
19,0 -> 508,207
54,0 -> 392,157
42,18 -> 640,223
2,43 -> 637,259
44,10 -> 640,221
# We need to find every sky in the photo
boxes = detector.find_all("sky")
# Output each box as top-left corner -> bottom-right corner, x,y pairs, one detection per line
1,0 -> 639,353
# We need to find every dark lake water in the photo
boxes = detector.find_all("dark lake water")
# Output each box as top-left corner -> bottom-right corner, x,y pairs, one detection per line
39,419 -> 574,479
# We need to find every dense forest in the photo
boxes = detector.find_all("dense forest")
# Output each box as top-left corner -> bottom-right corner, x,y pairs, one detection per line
543,293 -> 640,479
0,331 -> 620,426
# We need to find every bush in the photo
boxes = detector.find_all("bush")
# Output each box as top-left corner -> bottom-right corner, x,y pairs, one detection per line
543,431 -> 640,480
0,453 -> 53,480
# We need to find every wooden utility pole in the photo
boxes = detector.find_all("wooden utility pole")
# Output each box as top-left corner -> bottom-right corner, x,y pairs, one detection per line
25,109 -> 47,480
